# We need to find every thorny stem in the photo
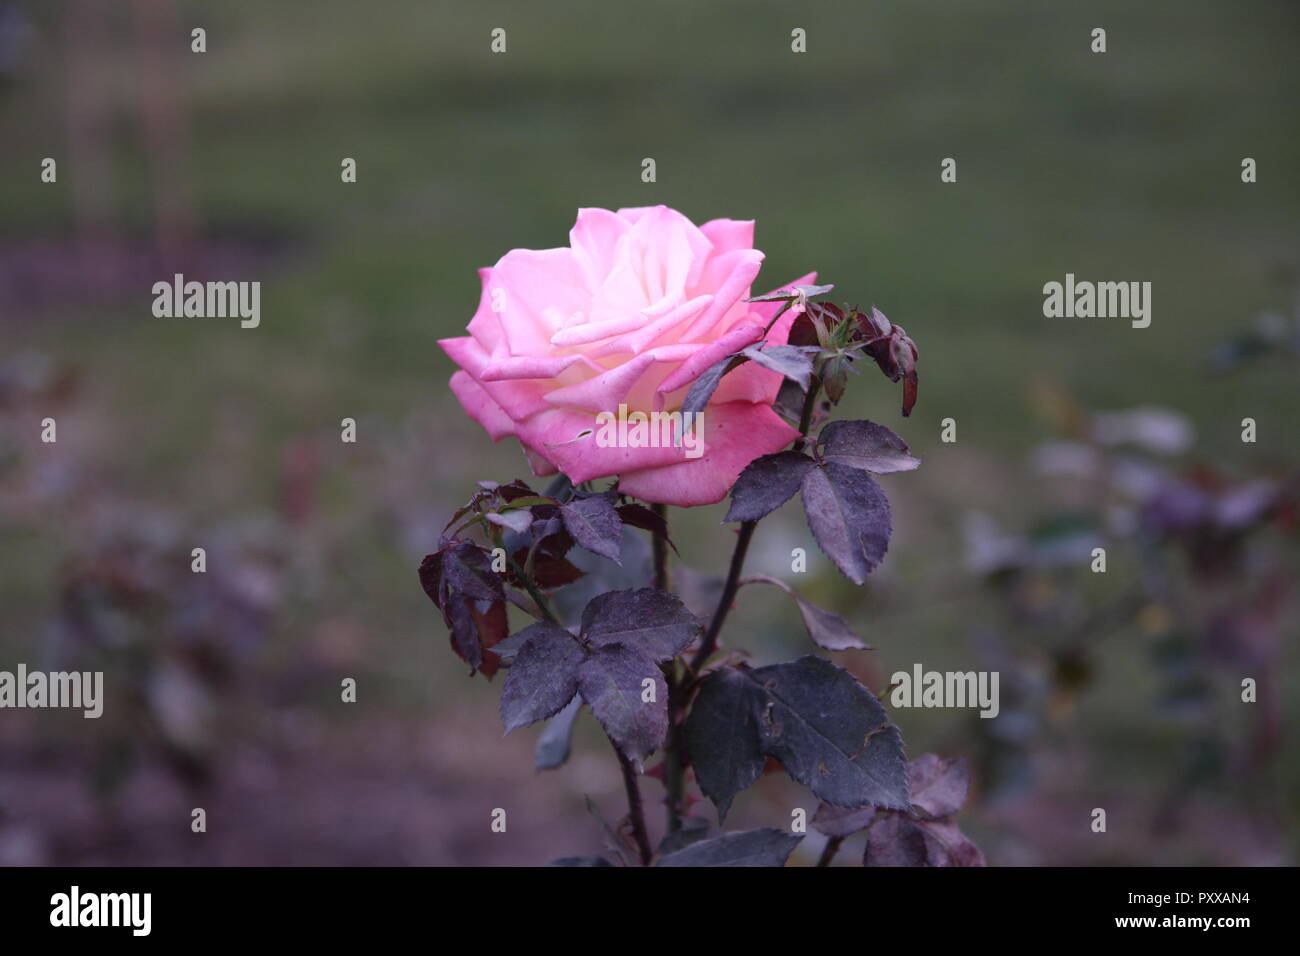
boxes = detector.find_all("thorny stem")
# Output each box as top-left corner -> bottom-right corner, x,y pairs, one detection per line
794,372 -> 822,453
664,677 -> 686,832
650,501 -> 690,832
689,519 -> 757,676
687,373 -> 823,681
640,364 -> 827,847
816,835 -> 845,867
507,553 -> 557,625
614,739 -> 654,866
663,306 -> 828,833
651,502 -> 669,592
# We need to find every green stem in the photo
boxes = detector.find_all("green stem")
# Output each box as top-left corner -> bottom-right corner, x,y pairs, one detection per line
817,835 -> 845,867
689,519 -> 757,675
794,372 -> 821,452
508,555 -> 557,624
613,740 -> 654,865
651,502 -> 669,592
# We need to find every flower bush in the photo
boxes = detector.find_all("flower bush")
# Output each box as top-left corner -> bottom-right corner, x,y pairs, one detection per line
422,207 -> 980,866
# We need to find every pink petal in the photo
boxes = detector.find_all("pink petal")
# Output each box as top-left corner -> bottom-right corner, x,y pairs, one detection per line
543,352 -> 658,410
655,322 -> 765,399
699,218 -> 755,256
681,249 -> 765,341
569,208 -> 630,292
448,371 -> 516,441
439,336 -> 552,420
589,294 -> 713,357
618,402 -> 801,506
490,247 -> 588,354
478,353 -> 597,382
465,268 -> 506,353
514,407 -> 695,484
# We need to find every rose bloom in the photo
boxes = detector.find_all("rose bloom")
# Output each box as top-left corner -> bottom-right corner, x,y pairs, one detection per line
440,206 -> 812,506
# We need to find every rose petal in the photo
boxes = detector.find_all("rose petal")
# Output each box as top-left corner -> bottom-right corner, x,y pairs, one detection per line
618,402 -> 800,506
449,371 -> 516,441
654,322 -> 766,401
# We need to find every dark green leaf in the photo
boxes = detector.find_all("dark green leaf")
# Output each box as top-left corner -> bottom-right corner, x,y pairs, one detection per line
752,656 -> 908,809
688,658 -> 909,815
656,828 -> 803,867
578,644 -> 667,763
440,541 -> 505,602
682,353 -> 749,418
741,344 -> 814,391
497,479 -> 539,502
511,549 -> 586,589
724,451 -> 816,523
745,290 -> 799,303
801,461 -> 892,585
795,283 -> 835,298
580,588 -> 702,661
819,420 -> 920,474
500,622 -> 586,733
793,596 -> 868,651
772,377 -> 809,426
561,495 -> 624,565
683,665 -> 766,821
812,803 -> 877,838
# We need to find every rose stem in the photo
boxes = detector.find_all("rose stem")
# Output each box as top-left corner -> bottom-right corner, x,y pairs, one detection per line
613,740 -> 654,865
688,371 -> 824,678
816,835 -> 845,867
672,367 -> 825,835
794,372 -> 821,452
689,519 -> 757,674
508,554 -> 558,624
651,502 -> 669,592
651,501 -> 690,832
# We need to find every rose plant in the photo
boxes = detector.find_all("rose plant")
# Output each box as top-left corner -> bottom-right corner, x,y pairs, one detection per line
422,206 -> 981,866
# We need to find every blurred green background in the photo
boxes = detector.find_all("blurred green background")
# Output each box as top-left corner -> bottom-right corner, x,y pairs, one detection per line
0,0 -> 1296,865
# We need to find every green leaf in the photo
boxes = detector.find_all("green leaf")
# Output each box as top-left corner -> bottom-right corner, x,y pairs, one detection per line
741,343 -> 814,391
724,451 -> 815,523
578,644 -> 667,763
681,353 -> 749,417
499,622 -> 585,733
687,657 -> 908,815
800,462 -> 892,585
561,495 -> 624,565
580,588 -> 701,661
819,420 -> 920,474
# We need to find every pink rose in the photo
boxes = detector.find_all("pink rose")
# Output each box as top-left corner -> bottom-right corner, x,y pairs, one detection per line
440,207 -> 811,506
